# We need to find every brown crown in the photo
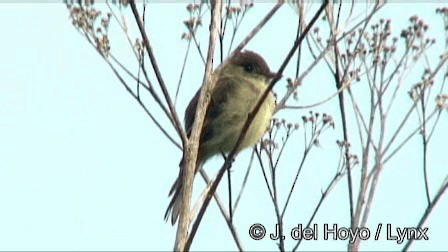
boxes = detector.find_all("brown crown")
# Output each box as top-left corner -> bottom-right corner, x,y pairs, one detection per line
230,50 -> 276,78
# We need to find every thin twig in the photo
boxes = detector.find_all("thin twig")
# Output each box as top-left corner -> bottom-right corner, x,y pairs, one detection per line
233,2 -> 283,53
174,40 -> 192,106
283,79 -> 351,110
104,58 -> 181,150
227,163 -> 233,223
257,146 -> 275,201
129,0 -> 186,145
198,169 -> 244,251
402,176 -> 448,251
293,168 -> 345,251
233,148 -> 256,212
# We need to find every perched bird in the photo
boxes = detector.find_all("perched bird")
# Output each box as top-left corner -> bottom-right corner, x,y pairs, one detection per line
165,50 -> 277,224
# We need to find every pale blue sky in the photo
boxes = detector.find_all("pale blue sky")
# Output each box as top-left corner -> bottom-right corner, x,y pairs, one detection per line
0,3 -> 447,251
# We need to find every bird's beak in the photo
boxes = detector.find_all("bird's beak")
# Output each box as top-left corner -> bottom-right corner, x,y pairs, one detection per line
267,71 -> 280,79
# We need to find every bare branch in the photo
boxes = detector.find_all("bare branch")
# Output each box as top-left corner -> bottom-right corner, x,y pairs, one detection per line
182,1 -> 222,250
402,176 -> 448,251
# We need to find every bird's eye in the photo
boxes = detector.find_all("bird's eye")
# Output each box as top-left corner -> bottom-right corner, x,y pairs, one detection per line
244,63 -> 255,73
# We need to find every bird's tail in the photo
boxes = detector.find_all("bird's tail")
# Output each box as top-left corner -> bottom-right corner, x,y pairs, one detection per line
164,163 -> 183,225
165,156 -> 202,225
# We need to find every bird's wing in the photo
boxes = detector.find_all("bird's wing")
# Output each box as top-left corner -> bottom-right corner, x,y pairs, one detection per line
183,77 -> 237,141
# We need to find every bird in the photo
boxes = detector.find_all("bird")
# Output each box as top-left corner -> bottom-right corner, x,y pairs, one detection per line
165,50 -> 277,225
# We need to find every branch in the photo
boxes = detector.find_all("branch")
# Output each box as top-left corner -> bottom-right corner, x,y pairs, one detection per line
402,176 -> 448,251
180,1 -> 222,250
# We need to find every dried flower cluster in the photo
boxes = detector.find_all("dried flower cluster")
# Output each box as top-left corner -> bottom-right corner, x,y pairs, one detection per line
225,2 -> 253,19
225,5 -> 242,18
68,4 -> 111,57
302,111 -> 335,128
335,140 -> 359,169
436,93 -> 448,111
186,3 -> 200,12
400,16 -> 435,54
300,111 -> 335,148
273,117 -> 300,131
260,137 -> 278,150
181,4 -> 203,41
351,19 -> 400,70
286,78 -> 300,101
435,7 -> 448,22
261,117 -> 299,151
